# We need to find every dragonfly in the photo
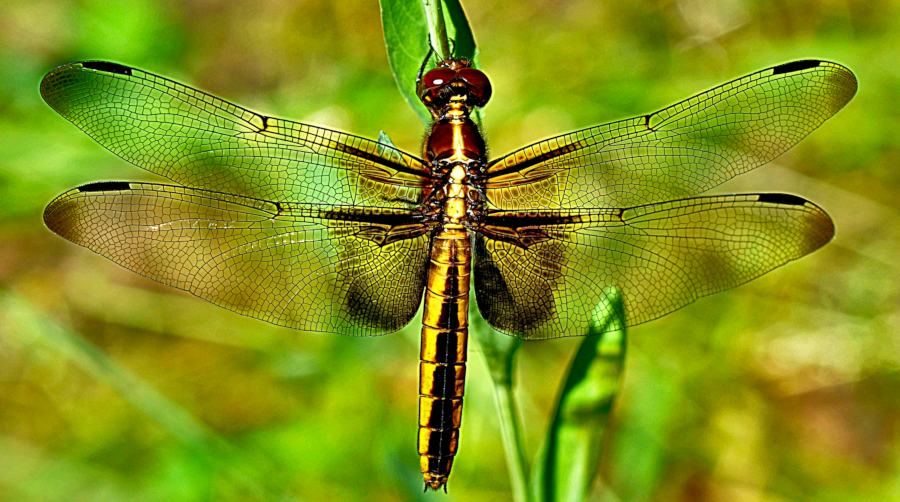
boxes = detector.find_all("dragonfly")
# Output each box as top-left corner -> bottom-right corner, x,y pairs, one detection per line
41,57 -> 856,491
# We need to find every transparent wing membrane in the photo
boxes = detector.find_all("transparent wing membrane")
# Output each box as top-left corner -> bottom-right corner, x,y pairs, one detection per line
474,194 -> 834,339
41,59 -> 851,341
40,61 -> 429,207
44,182 -> 431,336
485,60 -> 857,210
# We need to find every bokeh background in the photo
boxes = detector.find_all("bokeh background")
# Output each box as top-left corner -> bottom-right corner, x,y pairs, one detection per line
1,0 -> 899,501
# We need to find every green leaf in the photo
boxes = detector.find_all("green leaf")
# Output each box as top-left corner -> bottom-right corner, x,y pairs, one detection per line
422,0 -> 451,61
379,0 -> 478,125
377,130 -> 397,150
532,288 -> 628,502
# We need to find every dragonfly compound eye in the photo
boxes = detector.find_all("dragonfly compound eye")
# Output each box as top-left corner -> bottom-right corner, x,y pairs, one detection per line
424,68 -> 457,89
457,68 -> 492,106
418,68 -> 458,106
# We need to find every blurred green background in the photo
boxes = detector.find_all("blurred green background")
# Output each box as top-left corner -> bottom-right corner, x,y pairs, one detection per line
1,0 -> 899,501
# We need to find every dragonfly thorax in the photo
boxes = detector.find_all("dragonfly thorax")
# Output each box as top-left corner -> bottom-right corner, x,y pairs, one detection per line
424,111 -> 484,162
422,85 -> 488,230
422,158 -> 486,229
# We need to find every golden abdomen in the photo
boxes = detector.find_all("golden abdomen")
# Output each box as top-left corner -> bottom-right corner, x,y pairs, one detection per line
419,228 -> 470,491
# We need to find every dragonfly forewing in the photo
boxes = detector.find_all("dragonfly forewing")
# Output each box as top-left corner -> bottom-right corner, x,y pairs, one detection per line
484,60 -> 857,210
40,61 -> 430,208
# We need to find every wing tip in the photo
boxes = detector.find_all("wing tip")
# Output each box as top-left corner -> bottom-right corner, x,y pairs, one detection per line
771,59 -> 858,111
809,205 -> 836,251
44,181 -> 134,240
756,193 -> 835,251
40,61 -> 134,109
43,189 -> 79,240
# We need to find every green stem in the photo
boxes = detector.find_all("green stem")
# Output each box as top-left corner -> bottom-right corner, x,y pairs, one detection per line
422,0 -> 451,59
491,375 -> 530,502
471,295 -> 530,502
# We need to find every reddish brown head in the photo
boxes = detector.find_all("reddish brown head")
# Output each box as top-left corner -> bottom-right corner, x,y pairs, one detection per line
417,59 -> 492,113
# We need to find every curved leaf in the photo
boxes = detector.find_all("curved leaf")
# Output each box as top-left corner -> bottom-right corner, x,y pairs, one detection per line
532,288 -> 627,502
380,0 -> 478,125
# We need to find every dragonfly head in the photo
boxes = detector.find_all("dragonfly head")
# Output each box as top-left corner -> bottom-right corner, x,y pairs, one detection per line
417,59 -> 492,116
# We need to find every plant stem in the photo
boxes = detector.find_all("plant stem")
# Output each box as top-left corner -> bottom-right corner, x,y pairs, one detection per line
422,0 -> 451,59
472,295 -> 530,502
491,376 -> 530,502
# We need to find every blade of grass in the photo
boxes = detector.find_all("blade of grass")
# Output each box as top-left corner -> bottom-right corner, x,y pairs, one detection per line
607,357 -> 676,502
531,288 -> 627,502
377,130 -> 398,150
0,435 -> 138,502
0,291 -> 276,500
1,292 -> 214,448
470,299 -> 529,502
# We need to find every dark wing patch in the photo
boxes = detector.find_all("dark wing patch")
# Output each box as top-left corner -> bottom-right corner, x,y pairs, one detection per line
756,193 -> 807,206
474,194 -> 834,339
80,61 -> 133,75
44,182 -> 432,336
773,60 -> 821,75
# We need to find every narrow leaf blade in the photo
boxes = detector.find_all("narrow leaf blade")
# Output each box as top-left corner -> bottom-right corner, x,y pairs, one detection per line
441,0 -> 477,61
532,288 -> 628,502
